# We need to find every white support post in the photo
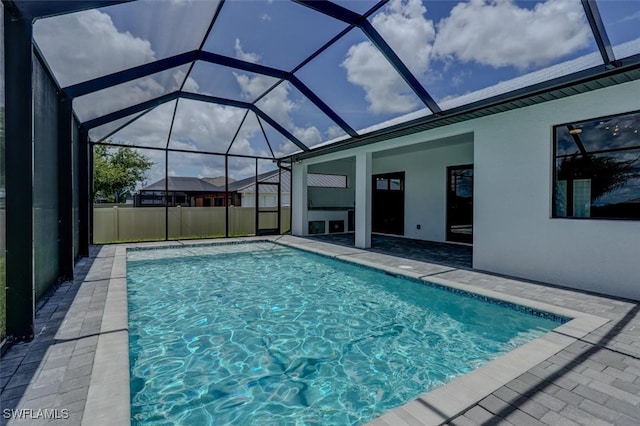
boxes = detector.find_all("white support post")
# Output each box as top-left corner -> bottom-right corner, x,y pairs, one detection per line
291,162 -> 308,236
355,151 -> 372,248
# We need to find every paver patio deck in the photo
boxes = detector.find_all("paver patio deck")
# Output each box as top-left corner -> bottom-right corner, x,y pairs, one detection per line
1,235 -> 638,425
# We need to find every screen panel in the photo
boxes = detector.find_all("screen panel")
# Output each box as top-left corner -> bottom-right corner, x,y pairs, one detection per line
101,101 -> 177,149
34,0 -> 220,87
367,0 -> 601,112
93,146 -> 166,243
167,151 -> 227,240
73,65 -> 189,123
204,0 -> 347,71
296,27 -> 425,132
33,57 -> 60,300
168,99 -> 246,153
228,156 -> 257,237
596,0 -> 640,60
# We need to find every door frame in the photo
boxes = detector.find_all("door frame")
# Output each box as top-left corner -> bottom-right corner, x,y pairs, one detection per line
372,171 -> 405,236
446,164 -> 474,244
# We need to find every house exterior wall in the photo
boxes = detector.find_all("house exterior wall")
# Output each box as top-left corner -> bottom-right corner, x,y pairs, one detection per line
296,79 -> 640,300
473,79 -> 640,301
241,192 -> 288,207
308,159 -> 356,209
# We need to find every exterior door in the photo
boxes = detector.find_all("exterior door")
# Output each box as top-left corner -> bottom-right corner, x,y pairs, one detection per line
372,172 -> 405,235
447,165 -> 474,244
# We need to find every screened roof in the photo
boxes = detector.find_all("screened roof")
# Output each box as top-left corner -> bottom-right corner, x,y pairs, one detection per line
18,0 -> 640,171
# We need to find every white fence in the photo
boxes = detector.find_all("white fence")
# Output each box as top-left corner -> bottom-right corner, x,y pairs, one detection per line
93,206 -> 290,243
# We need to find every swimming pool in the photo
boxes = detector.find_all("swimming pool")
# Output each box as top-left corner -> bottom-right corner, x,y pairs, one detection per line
127,242 -> 565,425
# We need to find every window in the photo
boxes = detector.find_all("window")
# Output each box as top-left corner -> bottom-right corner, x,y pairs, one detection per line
553,111 -> 640,220
389,178 -> 403,191
375,178 -> 388,190
374,175 -> 403,191
307,173 -> 347,188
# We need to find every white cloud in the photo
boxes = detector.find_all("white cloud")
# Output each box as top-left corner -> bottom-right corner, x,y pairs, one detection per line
236,74 -> 326,151
233,72 -> 277,101
371,0 -> 435,76
73,67 -> 184,121
102,102 -> 175,150
341,0 -> 434,114
34,9 -> 156,87
433,0 -> 591,70
170,101 -> 245,152
340,0 -> 592,113
261,13 -> 272,22
173,69 -> 199,93
342,41 -> 419,114
293,126 -> 322,145
35,9 -> 191,123
273,141 -> 301,157
37,7 -> 338,162
255,82 -> 297,125
234,39 -> 261,63
230,57 -> 308,157
326,126 -> 346,140
621,10 -> 640,23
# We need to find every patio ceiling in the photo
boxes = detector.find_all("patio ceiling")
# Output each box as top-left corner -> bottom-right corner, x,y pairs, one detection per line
12,0 -> 640,164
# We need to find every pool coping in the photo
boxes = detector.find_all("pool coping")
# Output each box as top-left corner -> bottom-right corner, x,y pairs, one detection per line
89,236 -> 609,426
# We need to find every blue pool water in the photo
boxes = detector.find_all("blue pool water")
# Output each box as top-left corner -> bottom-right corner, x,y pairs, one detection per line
127,242 -> 564,425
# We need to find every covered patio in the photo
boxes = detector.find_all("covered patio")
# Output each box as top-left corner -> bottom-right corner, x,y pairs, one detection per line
309,233 -> 473,270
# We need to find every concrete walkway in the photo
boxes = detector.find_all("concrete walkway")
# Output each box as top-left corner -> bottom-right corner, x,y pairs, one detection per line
1,236 -> 639,425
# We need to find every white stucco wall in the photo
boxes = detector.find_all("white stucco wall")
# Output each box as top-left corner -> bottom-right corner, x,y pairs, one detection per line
296,79 -> 640,300
308,158 -> 356,209
473,80 -> 640,301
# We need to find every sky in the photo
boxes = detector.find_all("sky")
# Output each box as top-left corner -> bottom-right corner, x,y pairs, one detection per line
31,0 -> 640,181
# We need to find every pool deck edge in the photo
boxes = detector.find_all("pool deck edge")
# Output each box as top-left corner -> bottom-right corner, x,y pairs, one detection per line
82,246 -> 129,426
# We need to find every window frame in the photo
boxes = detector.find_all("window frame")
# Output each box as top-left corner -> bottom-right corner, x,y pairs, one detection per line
552,109 -> 640,221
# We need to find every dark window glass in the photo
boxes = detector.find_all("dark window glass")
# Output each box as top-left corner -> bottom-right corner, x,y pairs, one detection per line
376,178 -> 388,190
553,111 -> 640,220
389,178 -> 403,191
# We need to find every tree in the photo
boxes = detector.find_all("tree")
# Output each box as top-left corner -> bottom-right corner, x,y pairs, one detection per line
93,145 -> 154,203
557,154 -> 640,203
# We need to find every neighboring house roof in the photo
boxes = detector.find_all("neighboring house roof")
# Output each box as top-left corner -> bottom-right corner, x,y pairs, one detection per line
140,177 -> 223,193
236,170 -> 346,194
202,176 -> 236,187
231,170 -> 284,193
140,169 -> 340,195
